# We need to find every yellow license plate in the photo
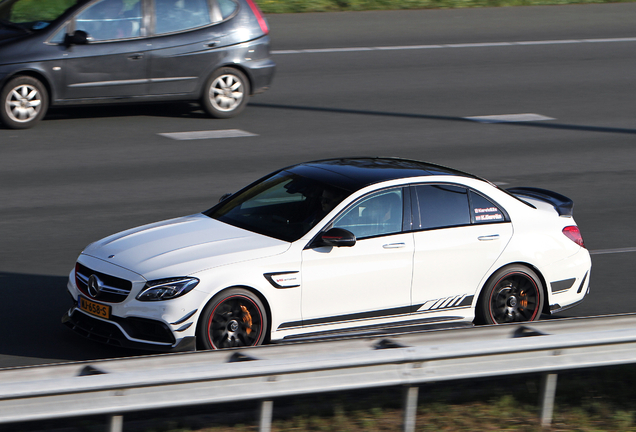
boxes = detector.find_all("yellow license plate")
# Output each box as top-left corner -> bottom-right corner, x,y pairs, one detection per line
79,296 -> 111,319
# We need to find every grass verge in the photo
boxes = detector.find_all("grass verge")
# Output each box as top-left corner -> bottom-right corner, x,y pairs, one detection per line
255,0 -> 636,14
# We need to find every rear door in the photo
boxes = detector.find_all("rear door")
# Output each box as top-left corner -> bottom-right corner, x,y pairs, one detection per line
410,184 -> 513,314
146,0 -> 233,95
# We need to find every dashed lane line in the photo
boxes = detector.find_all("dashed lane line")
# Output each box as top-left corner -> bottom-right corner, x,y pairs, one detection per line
590,247 -> 636,255
464,114 -> 555,123
159,129 -> 257,140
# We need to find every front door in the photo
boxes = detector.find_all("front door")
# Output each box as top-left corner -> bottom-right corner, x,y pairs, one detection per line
61,0 -> 148,100
301,188 -> 414,330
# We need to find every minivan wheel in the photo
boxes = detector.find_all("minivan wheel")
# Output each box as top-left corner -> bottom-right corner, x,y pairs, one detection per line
1,76 -> 48,129
201,67 -> 249,119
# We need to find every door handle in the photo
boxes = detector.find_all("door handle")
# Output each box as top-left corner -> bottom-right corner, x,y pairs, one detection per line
478,234 -> 500,241
206,41 -> 220,47
128,54 -> 144,60
383,243 -> 406,249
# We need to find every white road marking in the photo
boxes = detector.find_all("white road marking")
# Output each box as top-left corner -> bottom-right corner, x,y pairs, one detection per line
464,113 -> 555,123
590,247 -> 636,255
272,37 -> 636,55
159,129 -> 257,140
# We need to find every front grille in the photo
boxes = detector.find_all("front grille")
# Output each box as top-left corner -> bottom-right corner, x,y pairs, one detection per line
75,262 -> 133,303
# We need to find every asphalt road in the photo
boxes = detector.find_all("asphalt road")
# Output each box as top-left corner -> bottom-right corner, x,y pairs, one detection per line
1,4 -> 635,368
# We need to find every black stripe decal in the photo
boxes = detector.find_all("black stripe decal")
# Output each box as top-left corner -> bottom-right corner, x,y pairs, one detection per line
457,295 -> 474,307
282,316 -> 464,339
278,304 -> 422,330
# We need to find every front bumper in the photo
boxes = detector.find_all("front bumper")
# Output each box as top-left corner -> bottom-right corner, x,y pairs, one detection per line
62,305 -> 196,352
63,255 -> 205,352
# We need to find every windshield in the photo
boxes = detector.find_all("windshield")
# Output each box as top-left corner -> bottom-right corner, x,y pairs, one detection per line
0,0 -> 80,31
205,171 -> 350,242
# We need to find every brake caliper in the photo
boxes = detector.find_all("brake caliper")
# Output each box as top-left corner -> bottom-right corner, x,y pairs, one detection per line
519,290 -> 528,308
240,305 -> 253,335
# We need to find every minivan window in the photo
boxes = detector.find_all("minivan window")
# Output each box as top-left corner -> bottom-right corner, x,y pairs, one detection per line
217,0 -> 237,19
75,0 -> 142,41
155,0 -> 212,34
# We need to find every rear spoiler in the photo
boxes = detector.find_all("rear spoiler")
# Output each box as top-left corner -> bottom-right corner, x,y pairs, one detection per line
506,187 -> 574,217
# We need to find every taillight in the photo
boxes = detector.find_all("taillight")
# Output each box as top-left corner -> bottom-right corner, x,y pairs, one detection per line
245,0 -> 269,35
563,226 -> 585,248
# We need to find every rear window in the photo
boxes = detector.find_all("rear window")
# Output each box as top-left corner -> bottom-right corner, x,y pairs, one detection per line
470,191 -> 506,224
413,184 -> 470,230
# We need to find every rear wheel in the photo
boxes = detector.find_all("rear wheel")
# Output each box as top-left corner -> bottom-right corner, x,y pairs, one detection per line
1,76 -> 48,129
201,67 -> 249,119
476,265 -> 544,324
197,288 -> 268,350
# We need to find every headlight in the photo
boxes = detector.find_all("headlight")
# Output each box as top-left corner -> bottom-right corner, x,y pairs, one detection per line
137,277 -> 199,301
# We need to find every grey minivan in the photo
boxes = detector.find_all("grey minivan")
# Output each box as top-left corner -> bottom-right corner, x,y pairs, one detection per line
0,0 -> 275,128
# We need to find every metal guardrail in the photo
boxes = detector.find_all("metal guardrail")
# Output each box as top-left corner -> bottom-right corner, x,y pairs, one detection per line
3,314 -> 636,432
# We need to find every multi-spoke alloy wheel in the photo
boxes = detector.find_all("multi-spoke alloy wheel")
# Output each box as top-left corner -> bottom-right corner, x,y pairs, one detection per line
201,68 -> 249,119
198,288 -> 267,349
476,265 -> 544,324
1,76 -> 48,129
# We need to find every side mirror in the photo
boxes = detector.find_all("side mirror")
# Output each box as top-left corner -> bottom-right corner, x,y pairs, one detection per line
317,228 -> 356,248
65,30 -> 89,46
219,192 -> 232,202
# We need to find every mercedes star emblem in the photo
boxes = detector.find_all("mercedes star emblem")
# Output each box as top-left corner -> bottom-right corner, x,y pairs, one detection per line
87,274 -> 104,298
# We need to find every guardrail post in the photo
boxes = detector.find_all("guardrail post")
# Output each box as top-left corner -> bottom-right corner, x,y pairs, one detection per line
259,400 -> 273,432
108,414 -> 123,432
539,373 -> 558,427
402,386 -> 419,432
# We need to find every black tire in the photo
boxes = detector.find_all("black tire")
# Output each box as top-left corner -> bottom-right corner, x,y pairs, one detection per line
197,288 -> 268,350
476,265 -> 544,325
1,76 -> 48,129
201,67 -> 249,119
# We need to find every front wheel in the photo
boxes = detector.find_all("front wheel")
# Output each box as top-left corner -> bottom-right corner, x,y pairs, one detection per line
476,265 -> 544,324
197,288 -> 268,350
201,68 -> 250,119
1,76 -> 49,129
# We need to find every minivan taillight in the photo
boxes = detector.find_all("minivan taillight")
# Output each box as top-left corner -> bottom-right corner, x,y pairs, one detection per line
563,226 -> 585,248
245,0 -> 269,34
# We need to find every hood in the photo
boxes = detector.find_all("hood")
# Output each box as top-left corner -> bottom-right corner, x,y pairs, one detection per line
82,214 -> 290,280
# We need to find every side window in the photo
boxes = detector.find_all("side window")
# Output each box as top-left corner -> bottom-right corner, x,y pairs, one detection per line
333,189 -> 403,239
155,0 -> 212,34
75,0 -> 142,41
217,0 -> 237,19
470,191 -> 506,224
413,184 -> 470,230
50,24 -> 69,44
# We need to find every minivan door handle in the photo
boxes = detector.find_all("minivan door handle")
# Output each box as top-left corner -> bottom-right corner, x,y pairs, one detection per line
383,243 -> 406,249
478,234 -> 500,241
128,53 -> 144,60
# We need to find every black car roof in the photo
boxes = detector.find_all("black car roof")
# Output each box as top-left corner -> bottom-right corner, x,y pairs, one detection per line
285,157 -> 481,192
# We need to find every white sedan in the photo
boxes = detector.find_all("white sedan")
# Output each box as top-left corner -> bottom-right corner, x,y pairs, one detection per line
63,158 -> 591,351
